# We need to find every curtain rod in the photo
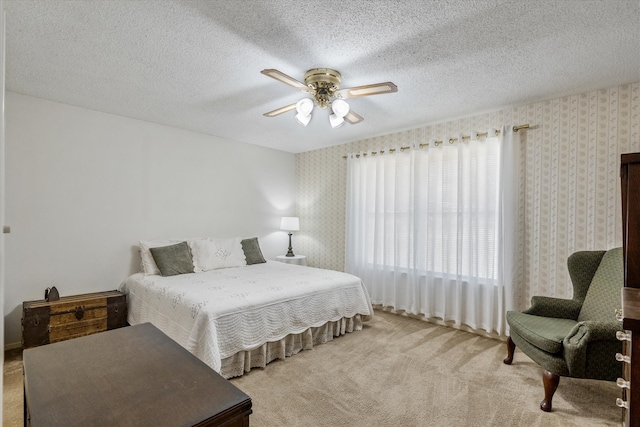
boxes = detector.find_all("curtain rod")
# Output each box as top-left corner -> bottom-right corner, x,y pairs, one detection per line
341,124 -> 530,159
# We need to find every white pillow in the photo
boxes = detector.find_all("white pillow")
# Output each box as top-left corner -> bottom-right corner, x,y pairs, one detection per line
139,238 -> 203,275
189,237 -> 247,272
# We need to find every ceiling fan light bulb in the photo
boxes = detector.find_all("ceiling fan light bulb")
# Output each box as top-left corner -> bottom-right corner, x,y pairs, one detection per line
331,99 -> 350,118
296,98 -> 314,116
296,112 -> 311,126
329,114 -> 345,128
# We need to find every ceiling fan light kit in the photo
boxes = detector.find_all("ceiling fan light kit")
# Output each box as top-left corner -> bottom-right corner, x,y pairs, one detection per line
329,98 -> 350,128
331,99 -> 350,117
296,98 -> 314,115
261,68 -> 397,128
295,111 -> 312,127
295,98 -> 314,126
328,114 -> 343,128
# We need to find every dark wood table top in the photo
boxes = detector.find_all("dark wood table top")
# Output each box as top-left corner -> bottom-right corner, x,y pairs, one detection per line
23,323 -> 251,426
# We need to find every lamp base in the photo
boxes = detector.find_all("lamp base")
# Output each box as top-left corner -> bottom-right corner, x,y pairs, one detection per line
286,232 -> 295,257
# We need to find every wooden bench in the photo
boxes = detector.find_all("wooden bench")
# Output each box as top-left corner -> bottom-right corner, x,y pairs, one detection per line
23,323 -> 252,426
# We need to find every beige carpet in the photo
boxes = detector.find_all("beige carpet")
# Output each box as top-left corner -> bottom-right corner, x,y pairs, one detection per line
3,310 -> 621,426
3,348 -> 23,427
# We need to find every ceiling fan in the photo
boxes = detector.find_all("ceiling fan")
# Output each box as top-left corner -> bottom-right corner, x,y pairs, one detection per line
261,68 -> 398,128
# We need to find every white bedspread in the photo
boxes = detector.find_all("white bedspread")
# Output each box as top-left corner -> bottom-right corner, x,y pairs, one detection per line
119,261 -> 373,373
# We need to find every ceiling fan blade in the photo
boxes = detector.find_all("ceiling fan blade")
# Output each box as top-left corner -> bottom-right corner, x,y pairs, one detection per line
344,110 -> 364,124
261,69 -> 309,91
263,103 -> 297,117
336,82 -> 398,99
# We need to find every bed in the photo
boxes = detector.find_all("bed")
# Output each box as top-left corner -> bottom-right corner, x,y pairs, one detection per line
119,245 -> 373,378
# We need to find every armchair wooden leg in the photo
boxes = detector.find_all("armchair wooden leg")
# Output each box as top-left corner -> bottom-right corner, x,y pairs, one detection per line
540,370 -> 560,412
503,336 -> 516,365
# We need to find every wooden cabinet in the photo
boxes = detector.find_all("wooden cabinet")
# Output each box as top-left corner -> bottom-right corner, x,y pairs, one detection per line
620,152 -> 640,426
22,290 -> 127,348
621,152 -> 640,289
622,288 -> 640,427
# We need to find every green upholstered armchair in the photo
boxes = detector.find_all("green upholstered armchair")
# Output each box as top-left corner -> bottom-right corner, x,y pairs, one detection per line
503,248 -> 624,412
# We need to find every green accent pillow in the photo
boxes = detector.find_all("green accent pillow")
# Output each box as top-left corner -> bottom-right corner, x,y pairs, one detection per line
241,237 -> 266,265
149,241 -> 194,276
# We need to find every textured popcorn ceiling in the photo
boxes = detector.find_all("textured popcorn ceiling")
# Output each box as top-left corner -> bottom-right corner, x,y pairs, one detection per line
5,0 -> 639,153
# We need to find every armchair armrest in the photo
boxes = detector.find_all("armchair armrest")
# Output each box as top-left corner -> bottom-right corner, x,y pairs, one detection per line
523,296 -> 582,319
563,321 -> 623,377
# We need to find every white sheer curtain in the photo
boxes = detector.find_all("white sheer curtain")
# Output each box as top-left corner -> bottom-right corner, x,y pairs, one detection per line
346,126 -> 519,336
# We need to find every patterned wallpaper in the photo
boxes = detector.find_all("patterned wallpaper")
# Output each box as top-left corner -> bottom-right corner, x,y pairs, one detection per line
296,82 -> 640,309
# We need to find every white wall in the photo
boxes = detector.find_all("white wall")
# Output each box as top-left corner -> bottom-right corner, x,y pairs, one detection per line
4,92 -> 296,346
0,1 -> 6,421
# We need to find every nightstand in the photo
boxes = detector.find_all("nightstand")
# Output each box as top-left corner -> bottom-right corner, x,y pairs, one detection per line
276,255 -> 308,266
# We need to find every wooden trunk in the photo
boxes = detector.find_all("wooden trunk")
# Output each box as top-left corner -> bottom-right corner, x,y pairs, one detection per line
22,290 -> 127,348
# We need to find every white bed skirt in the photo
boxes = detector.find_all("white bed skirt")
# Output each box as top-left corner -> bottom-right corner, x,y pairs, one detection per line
220,314 -> 364,378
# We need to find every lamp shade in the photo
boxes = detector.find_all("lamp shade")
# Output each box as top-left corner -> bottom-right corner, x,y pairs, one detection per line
280,216 -> 299,231
329,114 -> 345,128
296,98 -> 314,116
295,98 -> 313,126
295,112 -> 311,126
331,99 -> 350,118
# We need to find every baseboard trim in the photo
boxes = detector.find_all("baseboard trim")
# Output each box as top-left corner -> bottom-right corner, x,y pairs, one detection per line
373,306 -> 507,341
4,341 -> 22,351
